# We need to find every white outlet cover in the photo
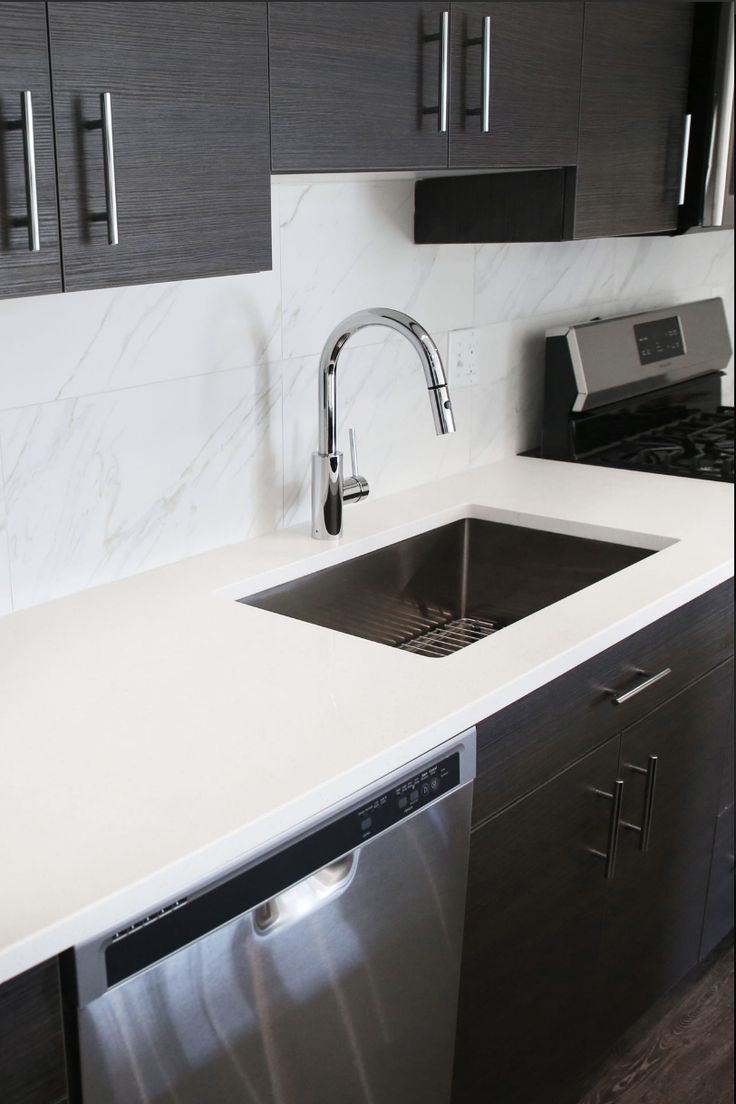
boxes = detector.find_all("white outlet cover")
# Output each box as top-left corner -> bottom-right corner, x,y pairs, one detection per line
448,328 -> 479,387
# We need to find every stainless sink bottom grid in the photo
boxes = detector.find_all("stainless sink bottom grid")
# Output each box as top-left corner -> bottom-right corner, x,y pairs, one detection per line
398,614 -> 501,657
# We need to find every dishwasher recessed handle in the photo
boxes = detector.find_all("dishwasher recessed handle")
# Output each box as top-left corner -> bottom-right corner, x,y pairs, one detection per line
254,852 -> 356,935
608,668 -> 671,706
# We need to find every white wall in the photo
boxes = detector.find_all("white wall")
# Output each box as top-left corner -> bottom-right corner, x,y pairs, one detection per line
0,178 -> 732,613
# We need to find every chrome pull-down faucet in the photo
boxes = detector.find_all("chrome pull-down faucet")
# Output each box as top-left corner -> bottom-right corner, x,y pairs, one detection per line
311,308 -> 456,540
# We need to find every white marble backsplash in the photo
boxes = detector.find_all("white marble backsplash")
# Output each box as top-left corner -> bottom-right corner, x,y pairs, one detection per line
0,178 -> 733,612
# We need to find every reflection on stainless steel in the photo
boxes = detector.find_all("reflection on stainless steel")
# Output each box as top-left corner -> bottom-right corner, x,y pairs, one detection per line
312,308 -> 455,539
75,785 -> 473,1104
241,517 -> 653,658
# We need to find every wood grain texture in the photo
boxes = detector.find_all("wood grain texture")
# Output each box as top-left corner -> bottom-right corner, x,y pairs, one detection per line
473,579 -> 734,827
449,2 -> 583,169
453,736 -> 622,1104
0,2 -> 62,298
596,660 -> 734,1048
269,2 -> 449,172
47,2 -> 271,292
578,942 -> 734,1104
574,1 -> 695,238
0,957 -> 68,1104
700,803 -> 735,960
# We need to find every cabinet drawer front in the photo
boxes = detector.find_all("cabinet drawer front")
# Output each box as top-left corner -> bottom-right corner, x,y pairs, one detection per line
474,579 -> 734,826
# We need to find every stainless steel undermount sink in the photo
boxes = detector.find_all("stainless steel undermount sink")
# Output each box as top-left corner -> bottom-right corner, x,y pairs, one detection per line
239,518 -> 654,658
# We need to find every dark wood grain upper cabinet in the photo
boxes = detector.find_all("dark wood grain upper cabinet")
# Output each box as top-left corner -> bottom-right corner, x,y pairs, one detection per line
596,659 -> 733,1046
0,2 -> 62,298
269,2 -> 450,172
453,735 -> 621,1104
449,2 -> 584,169
574,1 -> 695,238
46,1 -> 271,292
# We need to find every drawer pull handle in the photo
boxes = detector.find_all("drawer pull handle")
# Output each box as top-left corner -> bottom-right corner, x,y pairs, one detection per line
622,755 -> 658,853
609,668 -> 671,706
590,779 -> 625,880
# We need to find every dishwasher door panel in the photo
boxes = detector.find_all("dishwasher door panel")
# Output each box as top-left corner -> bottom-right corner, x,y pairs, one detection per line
78,784 -> 472,1104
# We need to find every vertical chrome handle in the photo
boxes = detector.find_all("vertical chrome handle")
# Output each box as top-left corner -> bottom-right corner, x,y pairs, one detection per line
591,779 -> 625,880
100,92 -> 119,246
20,91 -> 40,252
439,10 -> 450,134
678,113 -> 692,207
481,16 -> 491,133
623,756 -> 658,853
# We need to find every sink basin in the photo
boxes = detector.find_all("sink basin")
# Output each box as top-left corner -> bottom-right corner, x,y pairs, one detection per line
239,518 -> 654,658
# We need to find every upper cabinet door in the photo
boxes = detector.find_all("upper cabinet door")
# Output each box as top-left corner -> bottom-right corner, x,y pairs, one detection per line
269,2 -> 450,172
574,2 -> 695,238
0,2 -> 62,298
449,2 -> 584,169
46,2 -> 271,293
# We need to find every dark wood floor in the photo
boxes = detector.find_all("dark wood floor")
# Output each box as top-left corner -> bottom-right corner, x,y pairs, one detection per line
578,940 -> 734,1104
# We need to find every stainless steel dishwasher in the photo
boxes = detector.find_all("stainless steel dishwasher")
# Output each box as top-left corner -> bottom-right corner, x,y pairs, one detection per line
65,730 -> 476,1104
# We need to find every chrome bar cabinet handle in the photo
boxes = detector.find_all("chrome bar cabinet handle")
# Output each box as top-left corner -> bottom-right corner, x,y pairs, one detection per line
609,667 -> 671,706
423,11 -> 449,134
590,779 -> 625,881
678,112 -> 692,206
100,92 -> 119,246
481,16 -> 491,132
623,755 -> 659,853
20,91 -> 41,252
438,10 -> 450,133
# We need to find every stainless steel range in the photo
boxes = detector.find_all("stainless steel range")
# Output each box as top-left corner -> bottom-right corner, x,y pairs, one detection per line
540,297 -> 734,482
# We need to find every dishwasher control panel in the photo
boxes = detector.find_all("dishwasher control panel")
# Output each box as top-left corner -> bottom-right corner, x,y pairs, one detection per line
355,752 -> 460,842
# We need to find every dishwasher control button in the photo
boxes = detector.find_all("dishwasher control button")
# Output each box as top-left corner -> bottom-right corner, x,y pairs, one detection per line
360,816 -> 373,832
410,790 -> 419,804
421,782 -> 431,797
430,777 -> 440,792
398,795 -> 409,810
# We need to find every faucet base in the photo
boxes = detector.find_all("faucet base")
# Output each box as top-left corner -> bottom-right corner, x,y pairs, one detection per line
311,451 -> 343,539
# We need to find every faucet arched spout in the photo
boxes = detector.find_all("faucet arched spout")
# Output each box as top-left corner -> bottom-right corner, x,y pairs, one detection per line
312,308 -> 455,539
317,308 -> 455,455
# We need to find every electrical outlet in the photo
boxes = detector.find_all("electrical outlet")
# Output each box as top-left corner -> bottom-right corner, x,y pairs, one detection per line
448,328 -> 478,387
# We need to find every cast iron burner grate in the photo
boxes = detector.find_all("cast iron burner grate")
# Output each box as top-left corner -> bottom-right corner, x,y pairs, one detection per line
398,615 -> 501,658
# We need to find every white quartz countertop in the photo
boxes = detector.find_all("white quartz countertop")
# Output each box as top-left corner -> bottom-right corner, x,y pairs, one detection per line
1,456 -> 733,985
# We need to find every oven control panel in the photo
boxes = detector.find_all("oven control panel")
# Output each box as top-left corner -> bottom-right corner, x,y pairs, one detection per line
633,315 -> 686,365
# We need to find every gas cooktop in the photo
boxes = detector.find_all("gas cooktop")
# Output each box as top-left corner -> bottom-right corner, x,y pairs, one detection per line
590,407 -> 734,482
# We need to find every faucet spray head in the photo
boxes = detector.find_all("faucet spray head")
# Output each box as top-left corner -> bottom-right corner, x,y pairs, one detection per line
429,384 -> 456,434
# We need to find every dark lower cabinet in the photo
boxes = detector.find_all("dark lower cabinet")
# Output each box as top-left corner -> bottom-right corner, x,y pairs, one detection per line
0,2 -> 62,298
596,660 -> 733,1046
46,1 -> 271,291
448,2 -> 583,169
0,958 -> 67,1104
574,1 -> 695,238
452,736 -> 621,1104
454,584 -> 734,1104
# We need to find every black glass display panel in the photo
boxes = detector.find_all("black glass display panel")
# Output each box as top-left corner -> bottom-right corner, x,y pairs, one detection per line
104,753 -> 461,989
633,316 -> 685,365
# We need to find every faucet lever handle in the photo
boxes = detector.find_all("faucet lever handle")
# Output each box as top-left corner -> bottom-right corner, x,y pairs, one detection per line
343,428 -> 370,505
348,427 -> 360,478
